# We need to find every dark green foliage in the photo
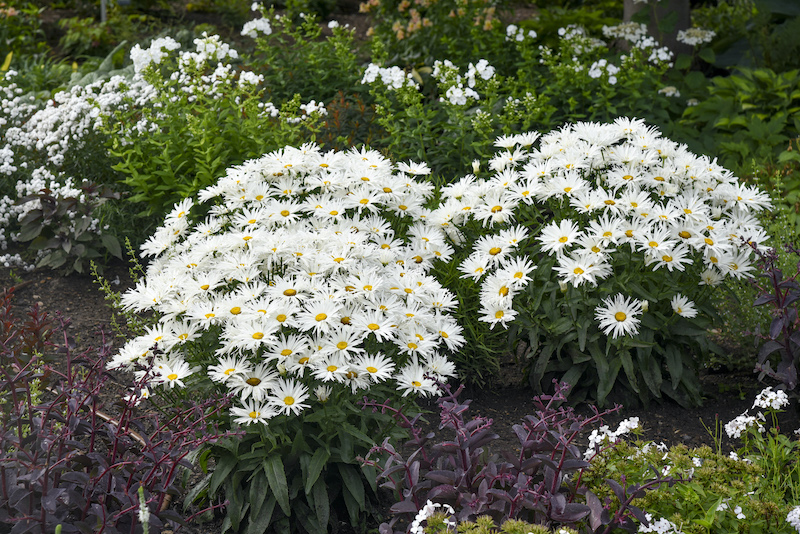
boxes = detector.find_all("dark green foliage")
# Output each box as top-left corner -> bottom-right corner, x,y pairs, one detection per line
16,182 -> 123,273
193,385 -> 407,534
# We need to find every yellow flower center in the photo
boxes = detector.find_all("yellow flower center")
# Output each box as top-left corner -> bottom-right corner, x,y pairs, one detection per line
315,313 -> 328,321
276,314 -> 287,322
224,368 -> 236,376
604,200 -> 615,205
491,205 -> 503,213
412,380 -> 422,387
408,342 -> 418,350
368,323 -> 380,331
246,377 -> 262,386
558,236 -> 569,243
329,210 -> 339,216
662,255 -> 673,262
337,341 -> 348,350
653,176 -> 664,182
283,289 -> 297,296
252,332 -> 264,339
281,349 -> 292,356
574,267 -> 584,275
489,247 -> 502,255
299,357 -> 309,364
230,307 -> 241,315
178,333 -> 188,340
648,241 -> 658,248
679,231 -> 690,239
366,366 -> 378,373
284,396 -> 295,406
167,373 -> 178,381
614,312 -> 627,322
623,175 -> 633,181
495,310 -> 504,319
327,365 -> 338,372
564,187 -> 572,193
200,284 -> 210,290
249,411 -> 259,419
205,313 -> 215,319
704,238 -> 714,245
383,187 -> 392,193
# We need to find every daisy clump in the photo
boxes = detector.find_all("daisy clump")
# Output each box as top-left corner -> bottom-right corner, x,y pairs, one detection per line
113,144 -> 466,424
446,119 -> 770,405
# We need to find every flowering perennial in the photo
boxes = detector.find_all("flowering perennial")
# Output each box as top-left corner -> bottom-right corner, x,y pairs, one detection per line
113,145 -> 467,422
453,119 -> 769,338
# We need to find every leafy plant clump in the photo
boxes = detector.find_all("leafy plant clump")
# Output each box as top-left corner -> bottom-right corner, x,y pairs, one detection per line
0,289 -> 233,533
361,381 -> 674,534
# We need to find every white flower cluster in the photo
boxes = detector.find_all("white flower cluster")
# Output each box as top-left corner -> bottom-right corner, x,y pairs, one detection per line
241,17 -> 273,38
115,144 -> 468,424
284,100 -> 328,124
677,27 -> 717,47
787,505 -> 800,534
638,513 -> 684,534
130,37 -> 181,73
634,36 -> 674,66
558,24 -> 607,54
724,411 -> 765,439
584,417 -> 641,459
716,501 -> 746,519
588,59 -> 620,84
602,22 -> 648,43
361,63 -> 417,90
410,500 -> 455,534
658,86 -> 680,98
469,119 -> 769,337
505,23 -> 536,42
752,386 -> 789,410
431,59 -> 495,106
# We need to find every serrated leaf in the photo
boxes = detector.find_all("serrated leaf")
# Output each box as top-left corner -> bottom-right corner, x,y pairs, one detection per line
304,447 -> 330,495
264,456 -> 290,516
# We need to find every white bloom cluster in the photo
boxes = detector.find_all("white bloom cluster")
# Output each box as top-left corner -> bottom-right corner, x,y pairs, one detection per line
284,100 -> 328,124
558,24 -> 607,54
677,27 -> 716,47
462,119 -> 769,337
130,37 -> 181,73
505,24 -> 536,42
724,411 -> 765,439
115,144 -> 467,423
241,17 -> 273,38
585,417 -> 641,459
361,63 -> 417,90
602,22 -> 648,43
638,513 -> 684,534
588,59 -> 620,84
658,86 -> 680,98
410,500 -> 455,534
752,386 -> 789,410
635,36 -> 674,66
787,505 -> 800,533
432,59 -> 496,106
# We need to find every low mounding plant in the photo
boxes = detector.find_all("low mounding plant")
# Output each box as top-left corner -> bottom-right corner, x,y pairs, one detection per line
749,242 -> 800,391
0,289 -> 232,533
361,381 -> 675,534
112,144 -> 483,532
587,386 -> 800,534
439,119 -> 770,406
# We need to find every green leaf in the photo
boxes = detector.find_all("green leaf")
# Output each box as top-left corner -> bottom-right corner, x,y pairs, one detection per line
249,468 -> 269,520
17,222 -> 43,242
264,456 -> 291,516
338,463 -> 365,511
596,353 -> 620,407
100,233 -> 122,259
304,448 -> 330,495
183,472 -> 212,511
619,350 -> 640,394
245,495 -> 276,534
638,349 -> 663,398
310,476 -> 330,533
698,47 -> 715,64
674,54 -> 692,71
663,344 -> 683,389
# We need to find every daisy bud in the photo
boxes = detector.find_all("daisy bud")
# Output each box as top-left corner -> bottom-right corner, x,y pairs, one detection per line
558,280 -> 568,293
472,159 -> 480,173
641,300 -> 649,312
